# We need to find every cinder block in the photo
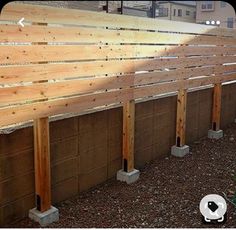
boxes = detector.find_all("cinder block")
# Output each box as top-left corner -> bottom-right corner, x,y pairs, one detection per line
0,127 -> 33,156
29,206 -> 59,227
171,145 -> 189,157
116,169 -> 140,184
52,176 -> 78,203
208,129 -> 223,139
108,107 -> 122,128
51,158 -> 78,185
108,157 -> 122,179
1,173 -> 34,205
79,166 -> 107,192
50,117 -> 78,142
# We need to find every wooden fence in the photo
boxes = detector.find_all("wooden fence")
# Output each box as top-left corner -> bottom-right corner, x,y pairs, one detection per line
0,2 -> 236,215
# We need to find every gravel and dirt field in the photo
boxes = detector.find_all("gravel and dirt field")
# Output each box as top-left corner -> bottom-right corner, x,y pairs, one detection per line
7,123 -> 236,228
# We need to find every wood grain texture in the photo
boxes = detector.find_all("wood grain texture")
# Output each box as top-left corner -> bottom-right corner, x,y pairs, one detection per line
0,75 -> 133,105
122,100 -> 135,172
2,67 -> 236,107
176,89 -> 187,147
0,89 -> 133,127
1,24 -> 236,45
2,73 -> 235,127
1,45 -> 235,65
1,3 -> 234,36
0,3 -> 235,127
0,55 -> 235,85
212,83 -> 222,131
34,117 -> 51,212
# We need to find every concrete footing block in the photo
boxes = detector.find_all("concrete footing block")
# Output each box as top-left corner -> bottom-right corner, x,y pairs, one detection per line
29,206 -> 59,227
171,145 -> 189,157
208,129 -> 223,139
117,169 -> 140,184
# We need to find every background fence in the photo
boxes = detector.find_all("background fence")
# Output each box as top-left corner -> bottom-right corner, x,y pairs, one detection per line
0,2 -> 236,226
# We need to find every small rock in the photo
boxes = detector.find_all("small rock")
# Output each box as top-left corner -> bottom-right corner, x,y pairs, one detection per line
228,189 -> 235,194
64,200 -> 71,205
229,137 -> 234,142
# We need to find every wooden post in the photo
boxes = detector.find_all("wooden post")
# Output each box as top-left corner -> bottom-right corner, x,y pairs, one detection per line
122,100 -> 135,172
211,42 -> 223,132
34,117 -> 51,212
212,83 -> 222,131
32,22 -> 52,212
176,88 -> 187,147
175,44 -> 187,148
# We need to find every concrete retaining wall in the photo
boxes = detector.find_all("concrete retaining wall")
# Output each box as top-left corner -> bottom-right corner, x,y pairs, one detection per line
0,84 -> 236,226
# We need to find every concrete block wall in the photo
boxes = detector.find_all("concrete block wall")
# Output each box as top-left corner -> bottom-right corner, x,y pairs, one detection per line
0,84 -> 236,226
186,88 -> 213,143
134,96 -> 177,168
221,84 -> 236,129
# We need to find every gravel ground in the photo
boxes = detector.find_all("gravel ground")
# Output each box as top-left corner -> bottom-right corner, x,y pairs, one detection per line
7,124 -> 236,228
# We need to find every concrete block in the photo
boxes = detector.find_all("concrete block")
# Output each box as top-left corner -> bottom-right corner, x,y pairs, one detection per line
208,129 -> 223,139
29,206 -> 59,227
171,145 -> 189,157
117,169 -> 140,184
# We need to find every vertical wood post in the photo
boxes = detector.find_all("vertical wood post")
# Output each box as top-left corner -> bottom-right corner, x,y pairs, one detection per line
208,42 -> 224,139
176,88 -> 187,147
32,22 -> 52,212
212,83 -> 222,131
211,43 -> 223,132
122,100 -> 135,172
34,117 -> 51,212
29,22 -> 58,227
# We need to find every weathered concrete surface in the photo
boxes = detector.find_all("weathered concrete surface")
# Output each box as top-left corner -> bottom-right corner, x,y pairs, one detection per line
29,206 -> 59,227
117,169 -> 140,184
171,145 -> 190,157
208,129 -> 224,139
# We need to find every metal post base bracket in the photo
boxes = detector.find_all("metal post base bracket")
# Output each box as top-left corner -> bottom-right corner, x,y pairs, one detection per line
29,206 -> 59,227
171,145 -> 189,157
117,169 -> 140,184
208,129 -> 223,140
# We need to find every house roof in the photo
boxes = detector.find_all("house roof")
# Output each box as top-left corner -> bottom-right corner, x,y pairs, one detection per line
157,1 -> 196,7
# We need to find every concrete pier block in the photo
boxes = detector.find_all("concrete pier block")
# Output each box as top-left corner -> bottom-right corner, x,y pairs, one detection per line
117,169 -> 140,184
208,129 -> 223,139
171,145 -> 189,157
29,206 -> 59,227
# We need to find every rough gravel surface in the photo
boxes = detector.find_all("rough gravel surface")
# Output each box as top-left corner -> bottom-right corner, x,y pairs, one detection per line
6,124 -> 236,228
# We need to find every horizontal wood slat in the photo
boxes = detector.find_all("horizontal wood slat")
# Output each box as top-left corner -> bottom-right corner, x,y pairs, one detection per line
1,72 -> 236,127
1,45 -> 235,65
1,3 -> 234,37
0,56 -> 235,85
0,89 -> 133,127
0,66 -> 217,105
0,75 -> 133,105
0,56 -> 235,86
1,24 -> 236,45
0,3 -> 235,127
